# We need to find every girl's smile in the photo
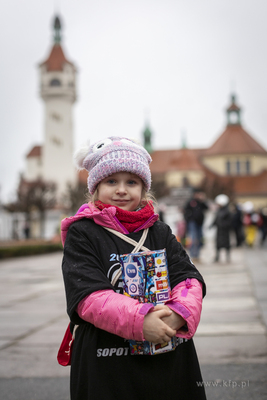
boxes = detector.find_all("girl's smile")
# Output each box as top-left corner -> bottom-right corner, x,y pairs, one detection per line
97,172 -> 143,211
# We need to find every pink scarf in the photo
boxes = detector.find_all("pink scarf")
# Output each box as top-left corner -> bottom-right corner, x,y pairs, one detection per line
95,201 -> 155,232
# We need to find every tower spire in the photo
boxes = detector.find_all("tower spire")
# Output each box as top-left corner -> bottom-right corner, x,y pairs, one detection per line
53,15 -> 61,44
142,108 -> 153,153
181,128 -> 187,149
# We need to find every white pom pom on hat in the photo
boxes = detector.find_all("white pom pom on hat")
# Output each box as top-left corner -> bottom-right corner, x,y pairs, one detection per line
242,201 -> 254,213
74,143 -> 90,170
215,194 -> 229,206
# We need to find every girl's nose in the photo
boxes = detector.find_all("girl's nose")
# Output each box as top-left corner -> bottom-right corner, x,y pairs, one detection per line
116,183 -> 127,194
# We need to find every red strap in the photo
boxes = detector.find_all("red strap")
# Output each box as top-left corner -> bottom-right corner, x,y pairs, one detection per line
57,323 -> 74,366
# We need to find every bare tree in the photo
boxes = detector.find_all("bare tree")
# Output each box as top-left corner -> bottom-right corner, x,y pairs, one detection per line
200,175 -> 234,202
151,178 -> 170,200
64,181 -> 88,214
6,176 -> 57,238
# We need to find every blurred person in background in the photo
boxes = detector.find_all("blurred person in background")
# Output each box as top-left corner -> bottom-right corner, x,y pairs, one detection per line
242,201 -> 259,247
258,207 -> 267,247
157,203 -> 166,223
231,203 -> 244,247
183,189 -> 208,262
176,209 -> 187,248
210,194 -> 232,263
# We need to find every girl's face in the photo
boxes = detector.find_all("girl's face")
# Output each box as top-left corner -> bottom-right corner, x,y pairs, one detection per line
97,172 -> 143,211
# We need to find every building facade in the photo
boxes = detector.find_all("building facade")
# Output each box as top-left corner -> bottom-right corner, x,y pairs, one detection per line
149,94 -> 267,209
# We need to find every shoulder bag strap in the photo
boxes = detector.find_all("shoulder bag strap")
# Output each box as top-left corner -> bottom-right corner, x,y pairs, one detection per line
103,227 -> 150,252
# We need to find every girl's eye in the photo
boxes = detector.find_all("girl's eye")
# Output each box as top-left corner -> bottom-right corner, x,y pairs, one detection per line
128,180 -> 137,185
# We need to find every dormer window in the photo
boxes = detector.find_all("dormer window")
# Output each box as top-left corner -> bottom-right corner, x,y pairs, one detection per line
226,158 -> 251,175
246,160 -> 250,174
50,78 -> 61,86
226,160 -> 231,174
236,160 -> 240,175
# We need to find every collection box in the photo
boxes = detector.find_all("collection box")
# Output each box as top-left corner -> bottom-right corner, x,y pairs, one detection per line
120,249 -> 177,355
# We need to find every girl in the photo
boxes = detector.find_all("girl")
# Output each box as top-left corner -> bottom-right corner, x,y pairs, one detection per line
61,137 -> 206,400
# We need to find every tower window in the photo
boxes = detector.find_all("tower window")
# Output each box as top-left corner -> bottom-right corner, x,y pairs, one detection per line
50,78 -> 61,86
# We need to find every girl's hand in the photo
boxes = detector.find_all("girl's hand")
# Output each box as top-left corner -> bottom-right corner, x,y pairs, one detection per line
143,308 -> 176,343
154,304 -> 186,331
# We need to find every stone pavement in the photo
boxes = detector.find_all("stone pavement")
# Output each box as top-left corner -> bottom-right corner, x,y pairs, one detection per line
0,252 -> 70,400
0,237 -> 266,399
195,238 -> 267,365
194,238 -> 267,399
0,252 -> 69,377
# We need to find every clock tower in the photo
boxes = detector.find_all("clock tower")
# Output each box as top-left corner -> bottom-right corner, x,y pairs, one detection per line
39,15 -> 77,196
226,93 -> 241,125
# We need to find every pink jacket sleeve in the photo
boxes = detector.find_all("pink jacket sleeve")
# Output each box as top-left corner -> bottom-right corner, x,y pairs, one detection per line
165,278 -> 203,339
77,290 -> 154,341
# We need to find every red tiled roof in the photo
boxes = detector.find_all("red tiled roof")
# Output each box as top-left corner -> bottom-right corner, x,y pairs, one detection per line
204,125 -> 266,155
150,148 -> 204,174
26,145 -> 42,158
227,103 -> 240,112
40,44 -> 74,72
232,170 -> 267,195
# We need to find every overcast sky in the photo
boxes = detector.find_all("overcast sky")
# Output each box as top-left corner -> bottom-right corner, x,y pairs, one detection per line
1,0 -> 267,202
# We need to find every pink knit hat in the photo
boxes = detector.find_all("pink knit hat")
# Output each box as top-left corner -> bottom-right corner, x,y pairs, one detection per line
75,136 -> 152,194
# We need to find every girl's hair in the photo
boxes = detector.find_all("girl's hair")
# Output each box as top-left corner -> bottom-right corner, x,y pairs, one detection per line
88,186 -> 157,210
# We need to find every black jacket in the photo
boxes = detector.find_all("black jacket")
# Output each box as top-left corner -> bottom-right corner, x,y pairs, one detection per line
184,199 -> 208,226
211,206 -> 232,249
